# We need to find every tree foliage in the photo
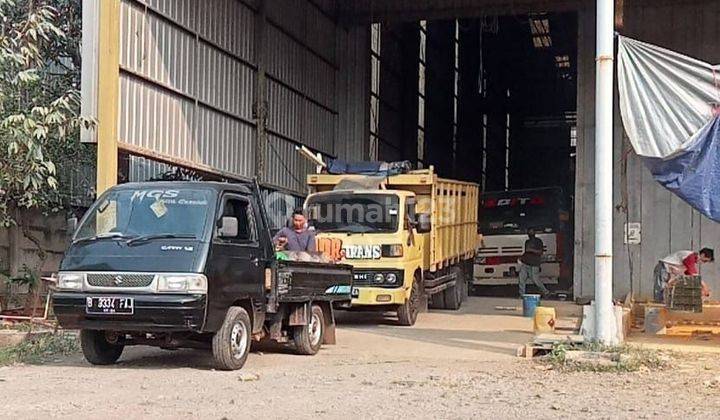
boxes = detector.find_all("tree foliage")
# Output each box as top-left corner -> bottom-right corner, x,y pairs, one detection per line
0,0 -> 92,227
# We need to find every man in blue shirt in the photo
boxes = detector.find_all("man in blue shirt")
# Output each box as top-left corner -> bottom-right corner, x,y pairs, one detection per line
273,209 -> 316,252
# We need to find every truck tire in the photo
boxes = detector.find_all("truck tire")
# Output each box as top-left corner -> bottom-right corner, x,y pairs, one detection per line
460,267 -> 470,302
293,304 -> 324,355
212,306 -> 252,371
428,291 -> 445,309
80,329 -> 124,365
443,283 -> 461,310
397,276 -> 421,326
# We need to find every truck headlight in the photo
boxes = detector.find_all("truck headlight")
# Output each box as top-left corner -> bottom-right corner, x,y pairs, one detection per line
57,273 -> 85,291
156,274 -> 208,294
373,273 -> 385,284
386,273 -> 398,284
381,244 -> 404,257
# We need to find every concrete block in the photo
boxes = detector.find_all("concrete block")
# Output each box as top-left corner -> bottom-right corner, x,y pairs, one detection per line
0,330 -> 28,348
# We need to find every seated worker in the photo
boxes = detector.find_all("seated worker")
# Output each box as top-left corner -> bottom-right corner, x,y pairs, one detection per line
272,209 -> 316,252
653,248 -> 714,302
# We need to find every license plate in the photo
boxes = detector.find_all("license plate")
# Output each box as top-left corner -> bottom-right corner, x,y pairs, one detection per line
351,287 -> 360,298
86,297 -> 134,315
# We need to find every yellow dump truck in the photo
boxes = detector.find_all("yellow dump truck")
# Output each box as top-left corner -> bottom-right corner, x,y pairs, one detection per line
305,167 -> 479,326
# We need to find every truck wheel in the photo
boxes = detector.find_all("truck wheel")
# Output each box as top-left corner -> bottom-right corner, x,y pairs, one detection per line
460,269 -> 470,302
212,306 -> 252,371
428,291 -> 445,309
443,283 -> 461,310
80,329 -> 124,365
397,277 -> 421,326
293,304 -> 324,355
443,267 -> 465,310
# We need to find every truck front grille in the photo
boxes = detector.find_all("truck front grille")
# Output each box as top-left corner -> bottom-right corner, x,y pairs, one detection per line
87,273 -> 155,288
352,271 -> 403,288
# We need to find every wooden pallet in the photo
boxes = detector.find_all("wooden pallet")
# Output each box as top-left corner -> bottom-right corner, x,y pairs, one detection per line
517,343 -> 553,359
665,325 -> 720,337
517,334 -> 585,359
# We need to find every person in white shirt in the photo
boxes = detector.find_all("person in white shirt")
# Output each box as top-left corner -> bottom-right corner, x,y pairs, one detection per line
653,248 -> 714,302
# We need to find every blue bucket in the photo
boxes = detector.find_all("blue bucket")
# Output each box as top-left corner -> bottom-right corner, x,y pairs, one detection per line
522,294 -> 541,318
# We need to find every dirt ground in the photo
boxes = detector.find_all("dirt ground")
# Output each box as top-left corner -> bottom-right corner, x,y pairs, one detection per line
1,297 -> 720,419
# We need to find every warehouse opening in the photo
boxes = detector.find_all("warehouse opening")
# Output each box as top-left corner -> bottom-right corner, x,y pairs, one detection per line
371,12 -> 578,297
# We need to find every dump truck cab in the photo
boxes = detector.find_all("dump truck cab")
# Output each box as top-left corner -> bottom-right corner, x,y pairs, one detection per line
306,188 -> 425,311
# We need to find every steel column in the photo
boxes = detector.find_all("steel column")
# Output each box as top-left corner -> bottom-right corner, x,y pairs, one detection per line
594,0 -> 615,343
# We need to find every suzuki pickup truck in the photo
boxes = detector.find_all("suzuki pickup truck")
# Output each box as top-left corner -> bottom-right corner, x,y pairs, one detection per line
53,181 -> 353,370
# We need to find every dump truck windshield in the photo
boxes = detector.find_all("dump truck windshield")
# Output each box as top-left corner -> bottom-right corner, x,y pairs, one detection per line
478,192 -> 560,235
74,188 -> 212,242
307,193 -> 400,233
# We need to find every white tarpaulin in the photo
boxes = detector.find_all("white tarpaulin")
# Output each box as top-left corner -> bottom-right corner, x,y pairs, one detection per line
617,36 -> 720,221
618,36 -> 720,158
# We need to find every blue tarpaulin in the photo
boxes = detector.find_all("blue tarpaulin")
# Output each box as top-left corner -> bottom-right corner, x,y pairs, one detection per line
326,159 -> 411,177
618,36 -> 720,222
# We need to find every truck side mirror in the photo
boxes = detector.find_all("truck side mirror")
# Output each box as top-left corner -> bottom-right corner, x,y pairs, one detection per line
416,213 -> 431,234
218,217 -> 239,238
406,197 -> 417,223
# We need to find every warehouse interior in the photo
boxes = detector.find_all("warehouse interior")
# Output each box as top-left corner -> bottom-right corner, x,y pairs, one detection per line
368,13 -> 579,294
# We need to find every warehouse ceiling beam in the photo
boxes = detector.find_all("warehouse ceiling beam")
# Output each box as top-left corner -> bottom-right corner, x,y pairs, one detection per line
339,0 -> 583,23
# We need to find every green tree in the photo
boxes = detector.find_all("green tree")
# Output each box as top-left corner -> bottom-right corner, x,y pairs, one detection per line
0,0 -> 92,231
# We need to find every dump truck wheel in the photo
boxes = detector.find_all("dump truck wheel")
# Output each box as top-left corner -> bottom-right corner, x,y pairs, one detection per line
294,304 -> 324,355
428,289 -> 445,309
443,283 -> 461,310
460,268 -> 470,302
212,306 -> 252,370
443,268 -> 464,310
397,277 -> 421,326
80,329 -> 124,365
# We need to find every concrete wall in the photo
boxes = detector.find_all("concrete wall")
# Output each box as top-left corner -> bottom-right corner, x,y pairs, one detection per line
574,0 -> 720,300
0,210 -> 69,277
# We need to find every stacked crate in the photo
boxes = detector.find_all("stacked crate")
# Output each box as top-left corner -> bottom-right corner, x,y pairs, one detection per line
667,275 -> 703,313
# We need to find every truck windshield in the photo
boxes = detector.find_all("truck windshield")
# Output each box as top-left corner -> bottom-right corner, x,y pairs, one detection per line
478,191 -> 561,235
306,193 -> 400,233
74,188 -> 212,242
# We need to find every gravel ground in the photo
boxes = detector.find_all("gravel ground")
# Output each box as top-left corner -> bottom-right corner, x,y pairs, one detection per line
1,297 -> 719,419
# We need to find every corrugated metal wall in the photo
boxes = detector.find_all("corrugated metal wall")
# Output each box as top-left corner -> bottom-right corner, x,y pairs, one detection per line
116,0 -> 369,195
574,0 -> 720,300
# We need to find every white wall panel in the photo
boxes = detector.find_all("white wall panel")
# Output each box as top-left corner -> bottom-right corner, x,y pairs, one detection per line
196,106 -> 256,177
197,43 -> 255,120
197,0 -> 256,62
144,11 -> 196,96
119,74 -> 196,162
266,79 -> 303,142
265,135 -> 316,192
144,0 -> 196,31
266,25 -> 304,91
116,0 -> 368,195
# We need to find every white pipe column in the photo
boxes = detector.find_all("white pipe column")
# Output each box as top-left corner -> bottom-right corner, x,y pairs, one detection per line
594,0 -> 615,343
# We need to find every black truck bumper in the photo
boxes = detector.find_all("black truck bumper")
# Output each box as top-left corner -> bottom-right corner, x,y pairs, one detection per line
53,292 -> 207,332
